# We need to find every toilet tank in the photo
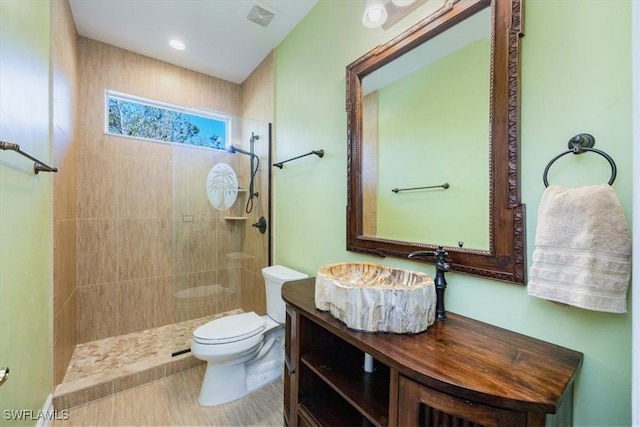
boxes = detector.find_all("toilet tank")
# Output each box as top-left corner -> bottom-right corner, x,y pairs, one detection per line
262,265 -> 308,324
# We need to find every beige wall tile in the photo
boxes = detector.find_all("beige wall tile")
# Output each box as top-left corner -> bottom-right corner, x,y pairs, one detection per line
77,218 -> 117,286
112,135 -> 172,161
156,219 -> 173,279
117,219 -> 156,281
53,290 -> 77,386
116,155 -> 158,219
52,0 -> 79,387
54,218 -> 76,313
155,157 -> 173,219
241,269 -> 265,315
241,51 -> 275,123
154,276 -> 173,327
53,124 -> 77,221
117,278 -> 155,335
77,284 -> 117,343
172,270 -> 241,322
77,150 -> 117,219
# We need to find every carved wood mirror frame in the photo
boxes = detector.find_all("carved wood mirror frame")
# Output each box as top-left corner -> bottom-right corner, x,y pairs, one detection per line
346,0 -> 526,284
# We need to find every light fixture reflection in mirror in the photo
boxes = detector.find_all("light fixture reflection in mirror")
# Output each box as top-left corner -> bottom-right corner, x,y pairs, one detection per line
363,0 -> 389,28
362,0 -> 424,29
392,0 -> 416,6
347,0 -> 526,285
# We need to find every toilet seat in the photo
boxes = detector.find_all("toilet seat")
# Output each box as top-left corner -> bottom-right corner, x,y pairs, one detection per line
193,312 -> 265,345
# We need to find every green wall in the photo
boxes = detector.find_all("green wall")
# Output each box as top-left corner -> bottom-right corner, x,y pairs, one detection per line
0,0 -> 53,425
376,37 -> 490,248
274,0 -> 632,425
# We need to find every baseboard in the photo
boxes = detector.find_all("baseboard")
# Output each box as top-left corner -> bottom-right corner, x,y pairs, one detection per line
35,394 -> 53,427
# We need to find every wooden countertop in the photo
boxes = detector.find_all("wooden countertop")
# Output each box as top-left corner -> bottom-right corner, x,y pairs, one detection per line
282,279 -> 583,414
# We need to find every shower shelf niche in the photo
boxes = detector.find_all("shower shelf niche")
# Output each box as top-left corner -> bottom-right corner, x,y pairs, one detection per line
222,187 -> 248,220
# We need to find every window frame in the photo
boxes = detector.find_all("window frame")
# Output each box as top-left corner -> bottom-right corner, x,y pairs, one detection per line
104,90 -> 231,150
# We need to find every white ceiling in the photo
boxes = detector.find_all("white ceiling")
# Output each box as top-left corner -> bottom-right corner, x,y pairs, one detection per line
68,0 -> 318,84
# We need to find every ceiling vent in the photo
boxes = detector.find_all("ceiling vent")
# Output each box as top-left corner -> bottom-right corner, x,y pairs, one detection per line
247,2 -> 277,28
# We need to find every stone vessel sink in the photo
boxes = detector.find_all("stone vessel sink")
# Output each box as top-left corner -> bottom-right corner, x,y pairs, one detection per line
315,262 -> 436,333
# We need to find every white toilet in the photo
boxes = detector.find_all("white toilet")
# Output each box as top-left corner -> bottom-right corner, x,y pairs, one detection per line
191,265 -> 308,406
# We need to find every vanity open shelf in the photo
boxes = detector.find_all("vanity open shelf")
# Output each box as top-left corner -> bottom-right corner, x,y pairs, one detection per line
298,370 -> 376,427
297,314 -> 390,426
282,279 -> 583,427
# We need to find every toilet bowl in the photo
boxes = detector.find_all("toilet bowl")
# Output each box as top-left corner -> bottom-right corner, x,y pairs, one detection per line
191,265 -> 308,406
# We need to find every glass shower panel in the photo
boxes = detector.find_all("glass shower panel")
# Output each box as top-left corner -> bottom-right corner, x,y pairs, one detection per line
170,116 -> 271,355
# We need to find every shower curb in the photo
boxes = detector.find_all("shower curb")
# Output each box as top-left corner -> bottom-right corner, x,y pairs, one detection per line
52,352 -> 204,410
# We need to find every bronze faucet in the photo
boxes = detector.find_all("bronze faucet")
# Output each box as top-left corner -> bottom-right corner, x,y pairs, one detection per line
408,246 -> 450,320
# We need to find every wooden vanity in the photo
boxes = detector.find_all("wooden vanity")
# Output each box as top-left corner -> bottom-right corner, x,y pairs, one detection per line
282,279 -> 583,427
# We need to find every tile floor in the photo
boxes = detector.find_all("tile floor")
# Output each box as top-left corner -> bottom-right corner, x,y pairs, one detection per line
51,364 -> 284,426
51,310 -> 284,425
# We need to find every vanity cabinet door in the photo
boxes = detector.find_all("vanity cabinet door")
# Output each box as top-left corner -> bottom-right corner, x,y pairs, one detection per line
284,305 -> 298,427
398,376 -> 527,427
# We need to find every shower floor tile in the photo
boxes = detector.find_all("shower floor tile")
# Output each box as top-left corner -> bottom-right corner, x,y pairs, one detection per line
54,310 -> 242,409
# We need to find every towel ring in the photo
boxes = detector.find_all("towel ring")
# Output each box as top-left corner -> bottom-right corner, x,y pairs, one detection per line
543,133 -> 617,187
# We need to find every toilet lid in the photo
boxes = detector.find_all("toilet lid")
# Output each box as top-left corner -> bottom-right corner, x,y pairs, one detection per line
193,312 -> 265,344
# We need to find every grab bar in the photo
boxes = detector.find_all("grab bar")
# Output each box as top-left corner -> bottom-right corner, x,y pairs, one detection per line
1,141 -> 58,174
273,149 -> 324,169
392,183 -> 449,193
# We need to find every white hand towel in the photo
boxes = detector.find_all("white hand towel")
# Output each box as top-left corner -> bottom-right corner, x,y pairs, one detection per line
528,184 -> 631,313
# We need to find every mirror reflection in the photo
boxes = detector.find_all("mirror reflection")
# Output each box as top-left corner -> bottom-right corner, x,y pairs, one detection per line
346,0 -> 526,285
361,8 -> 491,250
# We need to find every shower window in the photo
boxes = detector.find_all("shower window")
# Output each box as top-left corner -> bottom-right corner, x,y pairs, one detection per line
106,90 -> 230,150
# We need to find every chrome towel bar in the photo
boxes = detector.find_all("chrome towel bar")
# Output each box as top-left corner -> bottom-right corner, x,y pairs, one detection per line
0,140 -> 58,174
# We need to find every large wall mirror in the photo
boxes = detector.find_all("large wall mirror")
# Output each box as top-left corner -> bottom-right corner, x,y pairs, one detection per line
346,0 -> 526,284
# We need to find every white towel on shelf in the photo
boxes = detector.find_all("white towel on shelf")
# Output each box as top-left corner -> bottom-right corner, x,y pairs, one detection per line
527,184 -> 631,313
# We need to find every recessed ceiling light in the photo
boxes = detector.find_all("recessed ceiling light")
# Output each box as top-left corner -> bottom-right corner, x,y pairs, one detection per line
169,39 -> 186,50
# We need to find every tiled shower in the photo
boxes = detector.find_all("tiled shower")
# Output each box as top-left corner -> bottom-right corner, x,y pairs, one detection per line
52,0 -> 275,404
73,114 -> 271,352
